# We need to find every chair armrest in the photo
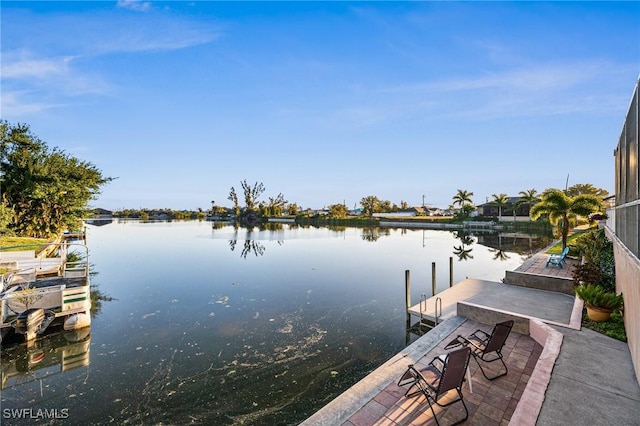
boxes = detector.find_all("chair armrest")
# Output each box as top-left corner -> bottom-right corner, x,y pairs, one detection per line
470,329 -> 491,342
445,335 -> 466,349
429,355 -> 446,373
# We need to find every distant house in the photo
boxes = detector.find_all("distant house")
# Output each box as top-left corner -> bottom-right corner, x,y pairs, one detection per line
93,208 -> 113,218
476,197 -> 532,221
373,207 -> 437,218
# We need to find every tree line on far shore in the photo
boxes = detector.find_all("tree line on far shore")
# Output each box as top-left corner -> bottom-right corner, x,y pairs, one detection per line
1,121 -> 608,246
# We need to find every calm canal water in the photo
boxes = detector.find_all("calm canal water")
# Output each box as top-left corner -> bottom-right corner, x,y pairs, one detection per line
1,220 -> 552,425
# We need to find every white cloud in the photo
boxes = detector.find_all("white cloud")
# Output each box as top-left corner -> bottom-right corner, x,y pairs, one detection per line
0,91 -> 62,116
1,50 -> 73,79
116,0 -> 152,12
374,61 -> 633,121
1,7 -> 220,118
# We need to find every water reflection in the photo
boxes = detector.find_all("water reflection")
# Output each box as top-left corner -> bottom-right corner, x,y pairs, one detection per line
489,248 -> 511,261
229,239 -> 268,258
223,223 -> 286,258
361,227 -> 390,242
453,230 -> 475,261
1,328 -> 90,391
33,220 -> 552,424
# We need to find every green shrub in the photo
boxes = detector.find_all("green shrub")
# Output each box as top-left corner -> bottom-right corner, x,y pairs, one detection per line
583,311 -> 627,342
571,228 -> 615,292
574,284 -> 623,311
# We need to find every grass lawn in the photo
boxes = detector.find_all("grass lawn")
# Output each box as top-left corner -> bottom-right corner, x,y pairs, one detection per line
546,227 -> 596,254
0,236 -> 50,251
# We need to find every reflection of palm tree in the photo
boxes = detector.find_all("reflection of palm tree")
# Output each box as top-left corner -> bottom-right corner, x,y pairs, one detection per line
489,248 -> 510,261
240,240 -> 265,258
454,230 -> 475,247
453,244 -> 474,261
459,235 -> 474,246
452,230 -> 474,260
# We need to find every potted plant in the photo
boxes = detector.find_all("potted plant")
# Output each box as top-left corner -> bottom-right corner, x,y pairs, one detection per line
589,212 -> 609,229
574,283 -> 623,321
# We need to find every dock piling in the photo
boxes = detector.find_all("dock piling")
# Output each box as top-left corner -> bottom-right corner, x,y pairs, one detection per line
405,270 -> 411,328
449,256 -> 453,287
431,262 -> 436,296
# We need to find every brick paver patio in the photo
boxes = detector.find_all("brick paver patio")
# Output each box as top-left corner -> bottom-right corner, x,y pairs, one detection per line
342,320 -> 543,426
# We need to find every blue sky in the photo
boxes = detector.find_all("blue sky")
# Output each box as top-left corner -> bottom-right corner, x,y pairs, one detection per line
2,1 -> 639,211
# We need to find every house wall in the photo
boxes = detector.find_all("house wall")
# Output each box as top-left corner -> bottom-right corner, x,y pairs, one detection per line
607,226 -> 640,385
611,77 -> 640,386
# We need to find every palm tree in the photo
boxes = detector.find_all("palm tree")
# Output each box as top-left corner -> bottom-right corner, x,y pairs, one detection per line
452,189 -> 474,208
491,193 -> 509,221
518,189 -> 540,217
512,188 -> 540,223
530,189 -> 604,249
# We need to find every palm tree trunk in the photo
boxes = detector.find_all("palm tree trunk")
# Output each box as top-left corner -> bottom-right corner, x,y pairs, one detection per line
561,214 -> 569,249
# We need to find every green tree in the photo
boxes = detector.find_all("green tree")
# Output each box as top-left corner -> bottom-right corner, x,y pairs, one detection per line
1,121 -> 113,238
240,180 -> 265,213
400,200 -> 409,210
328,203 -> 347,218
0,201 -> 15,235
227,187 -> 240,217
530,189 -> 604,249
566,183 -> 609,199
287,203 -> 299,216
360,195 -> 381,218
491,193 -> 509,220
266,193 -> 287,216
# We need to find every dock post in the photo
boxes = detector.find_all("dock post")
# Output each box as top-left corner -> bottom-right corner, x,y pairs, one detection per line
449,256 -> 453,287
405,270 -> 411,328
432,262 -> 436,296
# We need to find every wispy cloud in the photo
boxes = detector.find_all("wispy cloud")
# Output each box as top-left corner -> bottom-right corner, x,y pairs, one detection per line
116,0 -> 152,12
0,91 -> 63,116
375,61 -> 633,121
1,6 -> 221,117
1,50 -> 77,80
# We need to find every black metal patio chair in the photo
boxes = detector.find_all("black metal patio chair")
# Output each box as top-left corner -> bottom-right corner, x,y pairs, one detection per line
397,347 -> 471,426
446,320 -> 514,381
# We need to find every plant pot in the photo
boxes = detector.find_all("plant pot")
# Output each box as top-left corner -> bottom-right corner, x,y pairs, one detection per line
586,304 -> 612,322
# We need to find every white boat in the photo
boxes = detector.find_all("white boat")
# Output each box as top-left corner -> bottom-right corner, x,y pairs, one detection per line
0,243 -> 91,342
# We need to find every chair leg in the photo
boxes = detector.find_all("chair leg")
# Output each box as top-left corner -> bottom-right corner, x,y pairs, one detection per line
473,354 -> 508,380
426,396 -> 442,426
429,390 -> 469,426
451,390 -> 469,426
